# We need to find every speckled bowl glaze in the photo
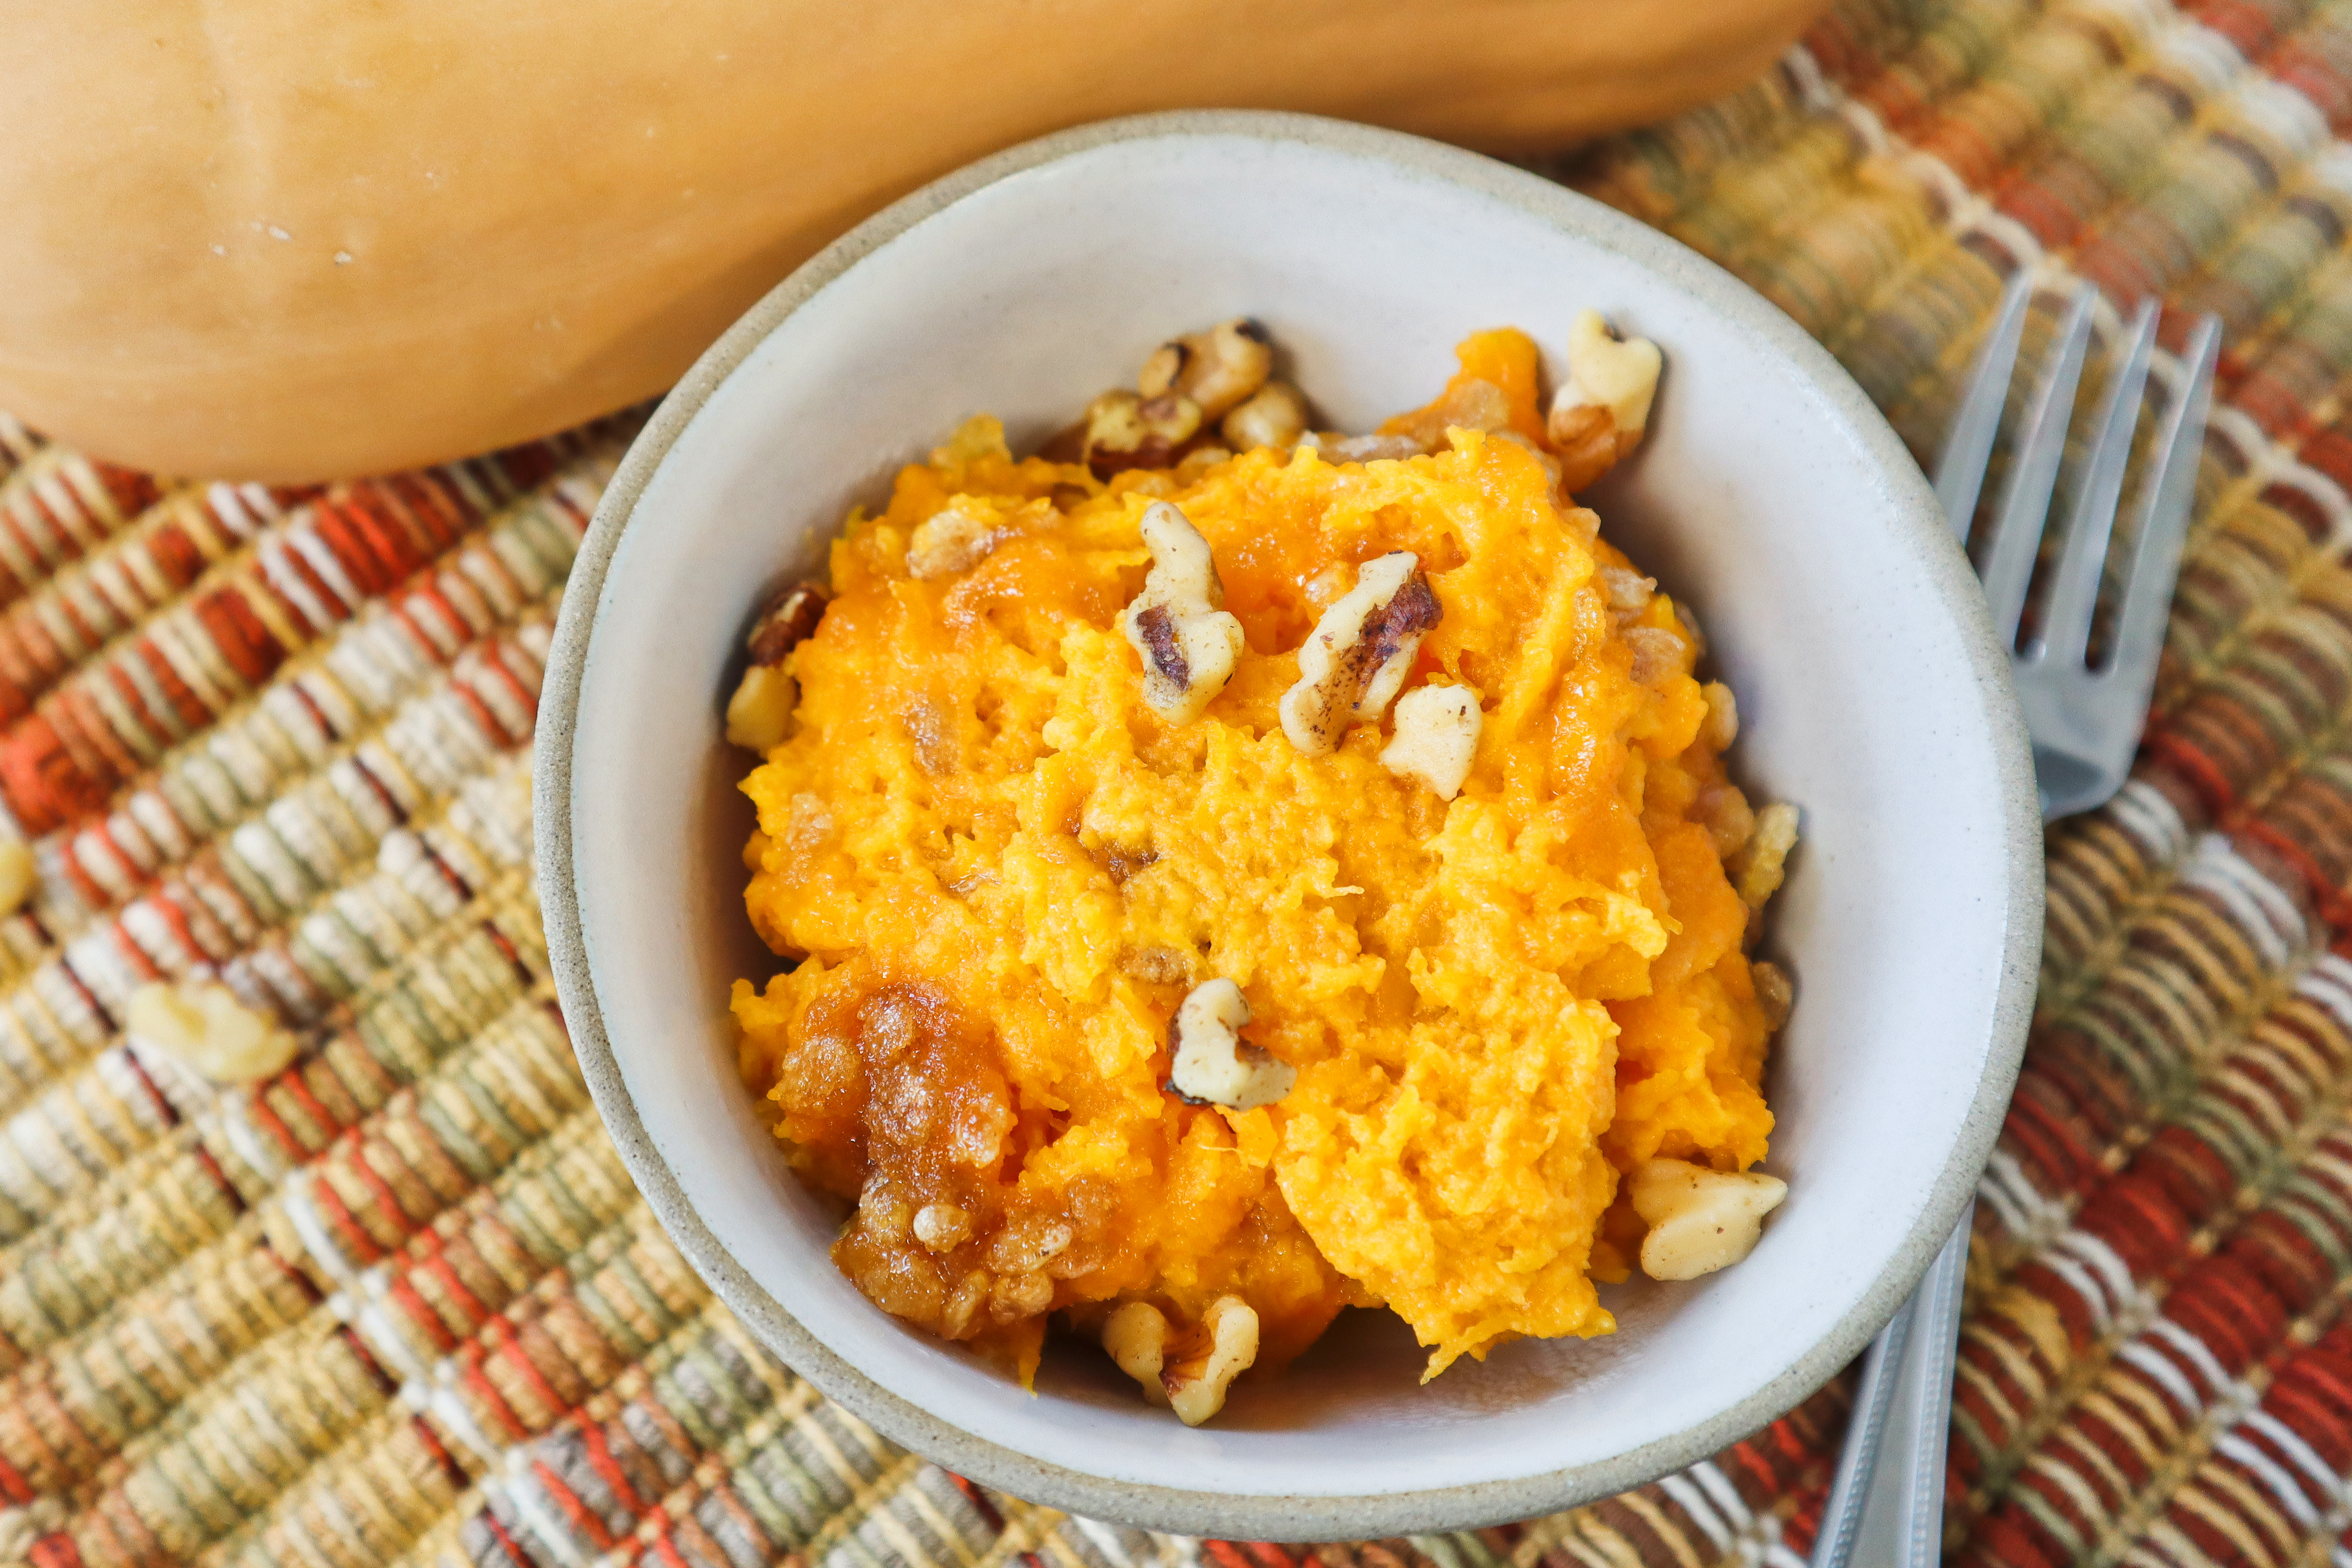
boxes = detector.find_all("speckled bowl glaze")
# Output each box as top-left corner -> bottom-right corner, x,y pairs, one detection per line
534,111 -> 2041,1537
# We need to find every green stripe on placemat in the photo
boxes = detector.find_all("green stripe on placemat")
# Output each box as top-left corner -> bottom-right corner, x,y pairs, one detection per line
18,0 -> 2352,1562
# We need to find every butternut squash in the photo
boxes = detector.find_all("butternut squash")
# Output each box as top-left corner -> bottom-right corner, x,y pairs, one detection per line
0,0 -> 1823,481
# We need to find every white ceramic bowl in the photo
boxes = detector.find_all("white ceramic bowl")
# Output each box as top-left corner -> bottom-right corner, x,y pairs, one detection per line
535,111 -> 2041,1537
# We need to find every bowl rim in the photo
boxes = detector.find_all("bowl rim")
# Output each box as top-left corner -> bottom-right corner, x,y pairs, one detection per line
534,107 -> 2042,1536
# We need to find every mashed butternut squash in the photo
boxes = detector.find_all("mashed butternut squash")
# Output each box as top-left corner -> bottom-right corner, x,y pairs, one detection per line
730,328 -> 1785,1397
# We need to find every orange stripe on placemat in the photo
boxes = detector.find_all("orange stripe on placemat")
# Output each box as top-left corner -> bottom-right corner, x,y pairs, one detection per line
579,1420 -> 650,1515
2144,730 -> 2239,817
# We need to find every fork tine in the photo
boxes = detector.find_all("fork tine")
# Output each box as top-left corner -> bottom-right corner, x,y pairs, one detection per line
2035,299 -> 2159,667
1979,282 -> 2097,648
1934,271 -> 2035,540
2103,314 -> 2220,694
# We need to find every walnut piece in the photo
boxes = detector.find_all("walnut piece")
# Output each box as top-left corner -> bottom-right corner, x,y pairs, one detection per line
1139,318 -> 1274,419
1101,1296 -> 1262,1426
128,980 -> 299,1085
1166,978 -> 1294,1110
1086,390 -> 1203,476
1732,802 -> 1799,908
725,580 -> 829,751
1120,501 -> 1244,725
1221,381 -> 1309,450
1549,309 -> 1664,492
1278,552 -> 1442,756
1389,377 -> 1513,453
1302,432 -> 1427,464
1751,960 -> 1794,1031
907,500 -> 1006,580
1630,1158 -> 1788,1281
1379,684 -> 1482,800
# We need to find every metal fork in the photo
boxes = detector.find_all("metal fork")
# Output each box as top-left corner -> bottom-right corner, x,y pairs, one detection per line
1809,276 -> 2221,1568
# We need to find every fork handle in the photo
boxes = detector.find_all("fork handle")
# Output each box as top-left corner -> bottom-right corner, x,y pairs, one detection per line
1841,1205 -> 1973,1566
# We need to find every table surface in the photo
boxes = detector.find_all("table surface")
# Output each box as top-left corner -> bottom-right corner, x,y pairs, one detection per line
8,0 -> 2352,1562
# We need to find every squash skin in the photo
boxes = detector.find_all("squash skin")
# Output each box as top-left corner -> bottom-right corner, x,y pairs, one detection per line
2,0 -> 1824,481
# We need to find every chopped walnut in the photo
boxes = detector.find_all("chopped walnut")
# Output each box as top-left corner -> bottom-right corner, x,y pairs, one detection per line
128,980 -> 299,1085
1165,1296 -> 1261,1425
906,501 -> 1006,580
1139,318 -> 1275,419
1624,625 -> 1687,687
1696,782 -> 1755,859
1279,553 -> 1442,756
1751,960 -> 1794,1031
1732,802 -> 1798,909
1085,389 -> 1203,477
912,1203 -> 971,1253
1174,446 -> 1234,484
1303,432 -> 1427,463
1221,381 -> 1309,451
1118,945 -> 1191,985
1102,1301 -> 1172,1407
1549,309 -> 1663,492
1380,684 -> 1482,800
1120,501 -> 1244,725
725,580 -> 829,751
1700,680 -> 1739,752
1599,566 -> 1655,621
1629,1158 -> 1787,1281
1166,978 -> 1294,1110
1101,1297 -> 1261,1426
1389,377 -> 1513,453
725,666 -> 799,753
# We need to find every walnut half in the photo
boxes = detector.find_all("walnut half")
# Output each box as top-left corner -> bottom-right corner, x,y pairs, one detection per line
1629,1158 -> 1788,1281
1380,684 -> 1482,800
1101,1296 -> 1262,1426
128,980 -> 299,1085
1165,978 -> 1294,1110
725,580 -> 829,752
1279,553 -> 1442,756
1548,310 -> 1664,493
1120,502 -> 1245,725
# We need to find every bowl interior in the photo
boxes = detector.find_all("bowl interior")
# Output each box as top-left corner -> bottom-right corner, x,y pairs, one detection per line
550,118 -> 2034,1531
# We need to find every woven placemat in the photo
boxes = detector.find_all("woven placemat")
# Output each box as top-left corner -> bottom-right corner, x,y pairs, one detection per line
5,0 -> 2352,1561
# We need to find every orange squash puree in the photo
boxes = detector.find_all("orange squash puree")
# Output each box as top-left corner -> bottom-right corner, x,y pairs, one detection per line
731,331 -> 1778,1383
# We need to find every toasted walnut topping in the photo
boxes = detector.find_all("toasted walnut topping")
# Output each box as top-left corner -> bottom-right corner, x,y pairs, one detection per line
1222,381 -> 1309,451
1700,680 -> 1739,752
746,581 -> 829,664
1380,684 -> 1482,800
1630,1158 -> 1787,1281
725,580 -> 829,751
1120,501 -> 1244,725
1732,802 -> 1798,910
1751,960 -> 1794,1031
1696,782 -> 1755,859
0,842 -> 33,918
725,665 -> 799,753
1166,1295 -> 1261,1425
1280,553 -> 1442,756
1599,565 -> 1655,621
911,1203 -> 972,1253
1390,377 -> 1513,453
1166,978 -> 1294,1110
1102,1302 -> 1172,1406
990,1270 -> 1054,1322
1139,318 -> 1275,419
1624,625 -> 1687,687
1303,432 -> 1428,463
1118,945 -> 1191,985
1175,445 -> 1234,484
906,501 -> 1005,580
128,981 -> 299,1085
1550,310 -> 1664,492
1085,389 -> 1203,477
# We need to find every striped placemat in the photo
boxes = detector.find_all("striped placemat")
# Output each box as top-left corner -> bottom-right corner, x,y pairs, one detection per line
7,0 -> 2352,1561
